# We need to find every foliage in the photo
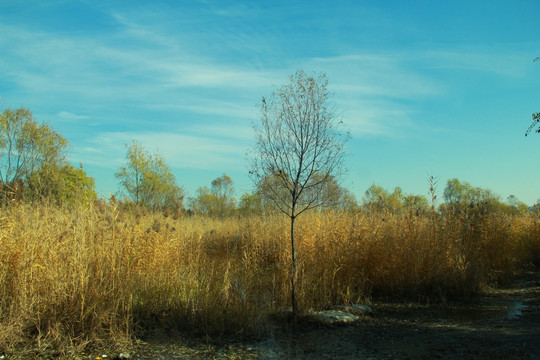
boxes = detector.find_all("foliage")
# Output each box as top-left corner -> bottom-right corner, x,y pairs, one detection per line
210,173 -> 236,215
363,184 -> 403,213
437,178 -> 535,217
504,195 -> 529,216
115,141 -> 183,211
27,163 -> 96,206
0,107 -> 68,185
440,178 -> 500,214
190,174 -> 236,217
362,184 -> 429,215
253,172 -> 359,213
0,106 -> 96,206
302,174 -> 359,211
238,192 -> 265,216
253,171 -> 292,211
529,197 -> 540,212
403,194 -> 431,216
239,175 -> 359,217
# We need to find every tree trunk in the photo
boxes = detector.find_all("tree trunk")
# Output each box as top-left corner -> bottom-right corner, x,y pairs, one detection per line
290,214 -> 298,318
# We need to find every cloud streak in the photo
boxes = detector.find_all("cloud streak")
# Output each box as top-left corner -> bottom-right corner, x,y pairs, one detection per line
76,129 -> 251,172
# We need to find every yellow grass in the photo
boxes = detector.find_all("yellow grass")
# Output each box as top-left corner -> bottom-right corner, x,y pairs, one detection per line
0,202 -> 539,356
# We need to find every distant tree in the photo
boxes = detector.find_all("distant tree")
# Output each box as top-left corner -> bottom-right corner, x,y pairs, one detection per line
254,171 -> 291,211
0,107 -> 68,193
27,163 -> 96,206
0,106 -> 96,206
442,178 -> 495,205
440,178 -> 500,215
504,195 -> 528,216
249,70 -> 348,316
362,184 -> 429,215
190,173 -> 236,217
362,184 -> 405,213
362,184 -> 386,212
314,174 -> 359,211
115,141 -> 183,211
530,199 -> 540,214
211,173 -> 236,215
189,186 -> 214,215
443,178 -> 467,205
255,172 -> 357,212
238,192 -> 265,216
332,186 -> 360,212
506,194 -> 519,208
403,194 -> 430,216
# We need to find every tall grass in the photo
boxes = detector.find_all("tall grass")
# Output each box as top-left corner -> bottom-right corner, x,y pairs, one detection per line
0,202 -> 538,356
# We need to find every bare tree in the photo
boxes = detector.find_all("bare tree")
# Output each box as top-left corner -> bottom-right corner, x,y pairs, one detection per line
249,70 -> 348,316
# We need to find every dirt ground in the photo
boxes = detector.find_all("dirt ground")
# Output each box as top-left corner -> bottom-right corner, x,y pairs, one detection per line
113,269 -> 540,360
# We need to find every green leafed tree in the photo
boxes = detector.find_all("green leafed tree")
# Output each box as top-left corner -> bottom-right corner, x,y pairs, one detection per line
190,173 -> 236,217
403,194 -> 430,216
362,184 -> 429,215
0,106 -> 96,205
257,172 -> 358,212
115,141 -> 183,211
0,107 -> 68,185
27,163 -> 96,206
211,173 -> 236,214
530,199 -> 540,214
440,178 -> 501,215
362,184 -> 404,213
249,70 -> 348,316
238,192 -> 265,216
504,195 -> 529,216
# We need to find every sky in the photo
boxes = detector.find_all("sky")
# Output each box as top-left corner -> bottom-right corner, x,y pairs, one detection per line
1,0 -> 539,205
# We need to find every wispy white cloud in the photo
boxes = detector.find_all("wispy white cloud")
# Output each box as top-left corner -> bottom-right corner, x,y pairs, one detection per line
301,54 -> 442,137
312,54 -> 443,99
146,98 -> 258,121
56,111 -> 89,121
0,20 -> 278,120
76,129 -> 251,172
205,3 -> 258,18
341,103 -> 415,137
2,5 -> 533,158
187,123 -> 255,142
422,47 -> 534,78
159,63 -> 276,89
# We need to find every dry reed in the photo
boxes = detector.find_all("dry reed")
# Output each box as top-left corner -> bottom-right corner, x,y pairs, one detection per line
0,202 -> 538,357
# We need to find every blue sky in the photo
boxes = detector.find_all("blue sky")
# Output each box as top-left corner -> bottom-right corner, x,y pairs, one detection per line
1,0 -> 539,205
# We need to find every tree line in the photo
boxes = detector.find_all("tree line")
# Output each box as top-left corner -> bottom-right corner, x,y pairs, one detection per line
1,72 -> 537,217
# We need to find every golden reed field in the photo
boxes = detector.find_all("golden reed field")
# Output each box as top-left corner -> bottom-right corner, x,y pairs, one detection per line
1,201 -> 539,356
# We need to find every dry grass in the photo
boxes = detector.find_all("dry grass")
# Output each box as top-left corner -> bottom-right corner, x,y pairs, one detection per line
0,202 -> 539,357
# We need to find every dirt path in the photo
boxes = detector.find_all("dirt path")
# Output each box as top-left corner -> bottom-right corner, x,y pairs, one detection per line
129,270 -> 540,360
